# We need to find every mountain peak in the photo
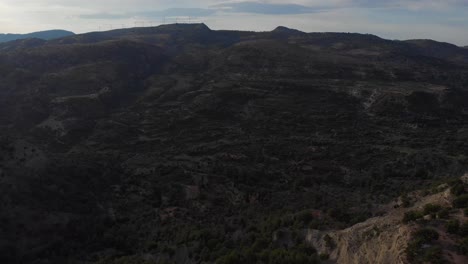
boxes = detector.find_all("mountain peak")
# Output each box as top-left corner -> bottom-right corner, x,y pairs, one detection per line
156,23 -> 211,32
272,26 -> 305,35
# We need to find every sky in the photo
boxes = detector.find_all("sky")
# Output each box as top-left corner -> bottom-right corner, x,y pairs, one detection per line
1,0 -> 468,45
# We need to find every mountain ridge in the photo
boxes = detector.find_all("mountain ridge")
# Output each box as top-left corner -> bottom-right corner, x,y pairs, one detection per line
0,29 -> 75,43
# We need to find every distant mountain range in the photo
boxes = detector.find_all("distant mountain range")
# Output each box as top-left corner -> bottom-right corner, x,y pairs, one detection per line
0,29 -> 74,43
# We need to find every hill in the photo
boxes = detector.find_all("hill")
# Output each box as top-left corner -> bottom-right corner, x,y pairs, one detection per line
1,24 -> 468,263
0,29 -> 74,43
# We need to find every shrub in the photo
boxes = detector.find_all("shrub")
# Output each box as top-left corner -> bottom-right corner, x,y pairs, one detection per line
451,181 -> 465,196
216,250 -> 242,264
453,194 -> 468,208
446,219 -> 460,234
423,203 -> 441,215
319,253 -> 330,260
459,237 -> 468,255
403,210 -> 423,223
459,222 -> 468,237
406,228 -> 442,263
437,208 -> 450,219
422,246 -> 444,264
413,228 -> 439,244
324,234 -> 335,249
401,194 -> 412,208
295,210 -> 314,225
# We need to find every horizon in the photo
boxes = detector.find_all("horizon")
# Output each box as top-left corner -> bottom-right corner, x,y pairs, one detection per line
1,23 -> 467,48
0,1 -> 467,46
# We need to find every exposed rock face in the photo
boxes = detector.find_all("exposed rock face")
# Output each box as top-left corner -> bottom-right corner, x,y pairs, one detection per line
307,186 -> 468,264
307,211 -> 412,264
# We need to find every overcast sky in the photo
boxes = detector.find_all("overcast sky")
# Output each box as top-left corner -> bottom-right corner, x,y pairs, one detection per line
1,0 -> 468,45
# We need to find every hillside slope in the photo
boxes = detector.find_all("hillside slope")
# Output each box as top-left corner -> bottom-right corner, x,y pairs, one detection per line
1,24 -> 468,263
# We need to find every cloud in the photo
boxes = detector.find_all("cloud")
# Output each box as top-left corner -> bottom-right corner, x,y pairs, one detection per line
216,2 -> 321,15
81,8 -> 216,20
78,2 -> 324,20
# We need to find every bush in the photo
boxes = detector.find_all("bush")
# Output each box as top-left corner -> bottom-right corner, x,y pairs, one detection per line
451,181 -> 465,196
459,237 -> 468,255
446,219 -> 460,234
319,253 -> 329,260
295,210 -> 314,225
403,210 -> 423,223
459,222 -> 468,237
423,203 -> 441,215
413,228 -> 439,243
437,208 -> 450,219
406,228 -> 443,263
422,246 -> 445,264
453,194 -> 468,208
324,234 -> 335,249
216,250 -> 242,264
401,194 -> 412,208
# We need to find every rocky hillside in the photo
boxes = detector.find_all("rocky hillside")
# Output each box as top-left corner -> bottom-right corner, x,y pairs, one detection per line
1,24 -> 468,263
308,177 -> 468,264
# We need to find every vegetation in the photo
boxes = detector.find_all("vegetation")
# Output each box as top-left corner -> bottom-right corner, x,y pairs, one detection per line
2,23 -> 468,263
446,220 -> 460,234
406,228 -> 444,264
403,210 -> 424,223
453,194 -> 468,208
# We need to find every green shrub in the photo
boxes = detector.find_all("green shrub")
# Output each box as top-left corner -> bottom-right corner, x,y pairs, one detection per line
251,238 -> 269,252
459,222 -> 468,237
406,228 -> 443,263
324,234 -> 335,249
413,228 -> 439,244
216,250 -> 242,264
446,219 -> 460,234
403,210 -> 423,223
319,253 -> 330,260
437,208 -> 450,219
111,256 -> 156,264
459,237 -> 468,255
423,203 -> 441,215
451,181 -> 465,196
453,194 -> 468,208
422,246 -> 444,264
295,210 -> 314,225
401,194 -> 412,208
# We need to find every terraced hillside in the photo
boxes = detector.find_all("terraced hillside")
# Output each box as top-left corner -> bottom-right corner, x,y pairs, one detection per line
1,24 -> 468,263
